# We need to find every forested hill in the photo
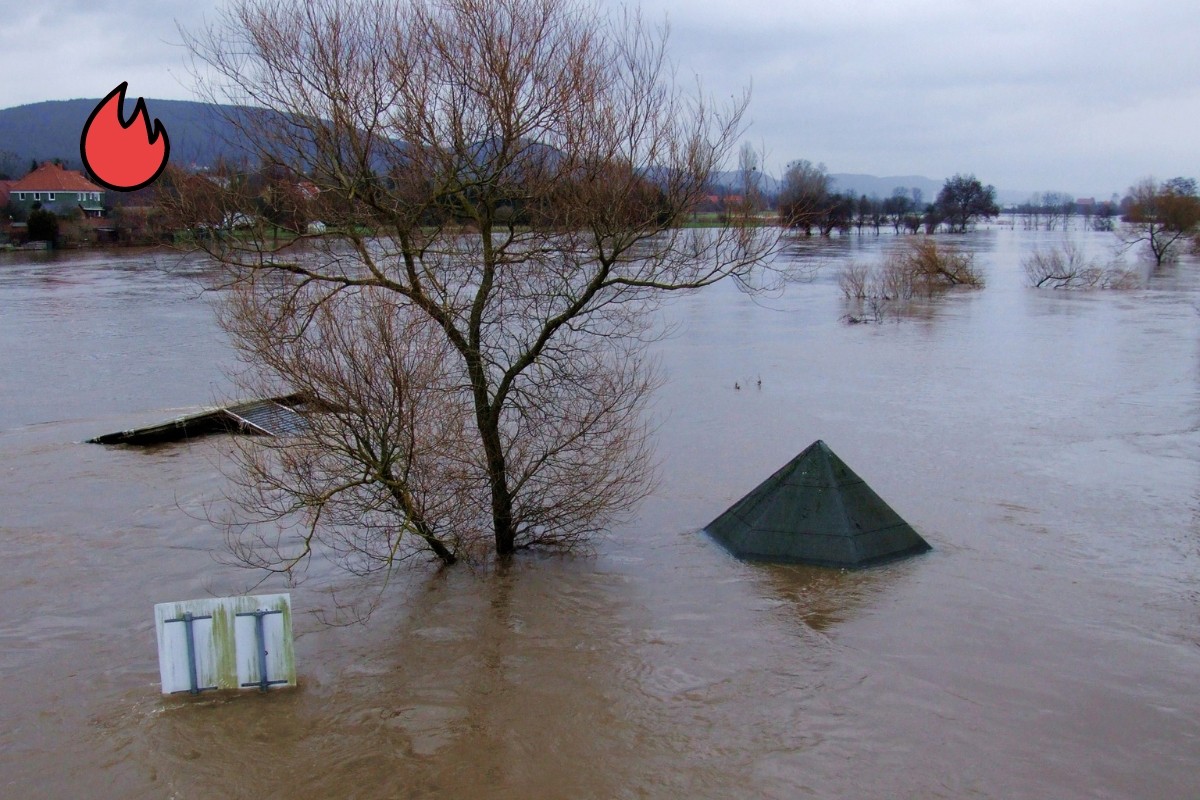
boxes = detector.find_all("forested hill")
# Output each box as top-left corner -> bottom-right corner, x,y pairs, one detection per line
0,97 -> 264,176
1,99 -> 1034,202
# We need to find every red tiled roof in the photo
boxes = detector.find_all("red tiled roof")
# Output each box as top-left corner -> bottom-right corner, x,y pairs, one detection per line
10,162 -> 103,192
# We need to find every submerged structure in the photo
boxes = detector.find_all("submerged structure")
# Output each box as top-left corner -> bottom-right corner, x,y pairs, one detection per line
704,440 -> 931,568
87,394 -> 308,445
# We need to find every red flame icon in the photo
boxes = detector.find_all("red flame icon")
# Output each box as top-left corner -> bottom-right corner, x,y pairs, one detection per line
80,82 -> 170,192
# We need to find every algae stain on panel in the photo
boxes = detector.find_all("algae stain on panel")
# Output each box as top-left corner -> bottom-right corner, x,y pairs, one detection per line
209,605 -> 238,689
153,593 -> 295,695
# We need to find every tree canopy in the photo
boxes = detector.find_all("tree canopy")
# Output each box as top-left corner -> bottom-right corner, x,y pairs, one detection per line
935,173 -> 999,233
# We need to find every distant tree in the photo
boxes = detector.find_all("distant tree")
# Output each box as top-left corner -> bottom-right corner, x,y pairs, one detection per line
2,200 -> 25,223
854,194 -> 875,234
108,205 -> 172,245
922,205 -> 944,234
1040,191 -> 1074,230
736,141 -> 765,211
1119,177 -> 1200,265
27,208 -> 59,245
778,159 -> 831,235
885,187 -> 913,233
1018,192 -> 1075,231
1091,200 -> 1116,232
250,163 -> 314,240
935,173 -> 999,232
1164,177 -> 1198,196
869,195 -> 885,234
158,163 -> 258,236
820,192 -> 854,237
0,150 -> 20,180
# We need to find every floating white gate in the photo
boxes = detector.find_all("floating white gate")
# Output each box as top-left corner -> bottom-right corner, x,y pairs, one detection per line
154,593 -> 296,695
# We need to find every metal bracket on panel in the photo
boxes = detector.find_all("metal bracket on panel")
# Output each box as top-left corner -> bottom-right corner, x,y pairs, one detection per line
236,609 -> 288,692
164,612 -> 217,695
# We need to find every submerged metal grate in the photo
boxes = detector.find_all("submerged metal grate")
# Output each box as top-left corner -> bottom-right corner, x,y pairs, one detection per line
225,400 -> 307,436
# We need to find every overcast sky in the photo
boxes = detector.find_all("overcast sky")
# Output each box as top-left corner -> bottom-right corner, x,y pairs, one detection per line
2,0 -> 1196,198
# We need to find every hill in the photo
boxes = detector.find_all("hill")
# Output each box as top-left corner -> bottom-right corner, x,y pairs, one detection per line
1,99 -> 1045,204
0,97 -> 270,177
828,173 -> 944,201
707,170 -> 782,195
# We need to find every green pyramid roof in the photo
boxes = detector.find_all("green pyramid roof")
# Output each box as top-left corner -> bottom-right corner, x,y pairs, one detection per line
704,440 -> 931,568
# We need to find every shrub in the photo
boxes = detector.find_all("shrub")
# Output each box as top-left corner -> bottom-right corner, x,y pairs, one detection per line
838,261 -> 871,299
26,209 -> 59,245
1023,242 -> 1140,290
892,238 -> 984,292
839,238 -> 984,323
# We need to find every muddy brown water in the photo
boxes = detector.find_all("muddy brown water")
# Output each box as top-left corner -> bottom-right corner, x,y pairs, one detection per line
1,229 -> 1198,799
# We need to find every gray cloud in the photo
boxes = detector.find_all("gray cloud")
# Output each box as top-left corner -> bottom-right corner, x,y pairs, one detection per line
2,0 -> 1195,197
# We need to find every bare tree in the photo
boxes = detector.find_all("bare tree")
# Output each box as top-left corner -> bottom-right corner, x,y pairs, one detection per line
885,187 -> 913,234
0,149 -> 21,180
1119,177 -> 1200,265
171,0 -> 774,572
886,238 -> 983,293
1022,241 -> 1140,289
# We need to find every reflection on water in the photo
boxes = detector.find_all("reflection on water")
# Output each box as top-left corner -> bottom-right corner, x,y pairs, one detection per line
759,563 -> 887,632
2,230 -> 1200,798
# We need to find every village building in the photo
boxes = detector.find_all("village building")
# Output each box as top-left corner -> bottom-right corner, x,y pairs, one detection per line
7,162 -> 106,218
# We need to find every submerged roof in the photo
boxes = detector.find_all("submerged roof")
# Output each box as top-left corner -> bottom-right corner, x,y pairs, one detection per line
88,395 -> 307,445
704,440 -> 931,568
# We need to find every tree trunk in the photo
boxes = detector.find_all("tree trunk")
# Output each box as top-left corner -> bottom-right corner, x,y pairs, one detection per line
464,342 -> 518,557
478,413 -> 516,556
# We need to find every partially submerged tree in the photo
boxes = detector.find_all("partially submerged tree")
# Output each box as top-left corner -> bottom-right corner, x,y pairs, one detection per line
173,0 -> 774,573
1119,177 -> 1200,265
1022,241 -> 1140,290
839,237 -> 983,322
867,238 -> 983,297
935,173 -> 999,233
1017,191 -> 1076,231
777,159 -> 831,235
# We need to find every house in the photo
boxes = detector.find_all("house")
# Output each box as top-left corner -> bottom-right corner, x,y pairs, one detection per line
8,162 -> 106,218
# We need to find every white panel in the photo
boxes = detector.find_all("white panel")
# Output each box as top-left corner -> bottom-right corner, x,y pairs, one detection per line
234,607 -> 292,687
262,611 -> 289,682
154,610 -> 217,694
154,593 -> 295,695
234,612 -> 261,687
157,613 -> 194,694
189,616 -> 218,690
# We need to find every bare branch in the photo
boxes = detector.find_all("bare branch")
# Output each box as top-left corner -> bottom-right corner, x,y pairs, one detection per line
171,0 -> 778,578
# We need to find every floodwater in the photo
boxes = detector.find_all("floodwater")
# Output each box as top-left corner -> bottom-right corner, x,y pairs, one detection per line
1,228 -> 1198,799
